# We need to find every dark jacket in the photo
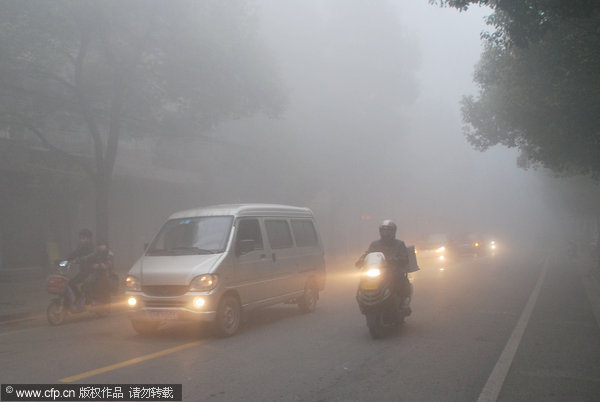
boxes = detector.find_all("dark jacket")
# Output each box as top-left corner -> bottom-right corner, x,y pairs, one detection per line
81,247 -> 114,273
67,242 -> 95,280
67,242 -> 94,263
360,238 -> 409,272
80,246 -> 114,300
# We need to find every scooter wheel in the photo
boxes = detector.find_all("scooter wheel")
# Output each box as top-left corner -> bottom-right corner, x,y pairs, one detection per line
47,299 -> 67,326
366,312 -> 385,339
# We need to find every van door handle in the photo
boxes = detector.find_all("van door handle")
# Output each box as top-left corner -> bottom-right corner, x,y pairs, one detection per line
272,253 -> 276,262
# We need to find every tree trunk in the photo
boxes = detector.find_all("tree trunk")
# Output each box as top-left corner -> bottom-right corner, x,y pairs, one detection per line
95,174 -> 110,243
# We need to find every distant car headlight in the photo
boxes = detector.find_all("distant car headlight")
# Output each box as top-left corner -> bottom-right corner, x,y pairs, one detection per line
436,246 -> 445,253
125,275 -> 141,291
190,274 -> 219,291
365,268 -> 381,278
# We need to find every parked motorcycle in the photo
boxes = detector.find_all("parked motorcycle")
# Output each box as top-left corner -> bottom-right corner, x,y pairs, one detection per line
356,252 -> 414,339
46,260 -> 110,325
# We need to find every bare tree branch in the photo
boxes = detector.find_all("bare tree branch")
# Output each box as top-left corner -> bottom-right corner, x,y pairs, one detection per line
14,117 -> 96,181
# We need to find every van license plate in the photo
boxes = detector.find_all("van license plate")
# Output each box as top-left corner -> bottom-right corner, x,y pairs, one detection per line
149,311 -> 178,321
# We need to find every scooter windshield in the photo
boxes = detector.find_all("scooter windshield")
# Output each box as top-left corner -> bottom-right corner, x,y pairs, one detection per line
363,252 -> 385,267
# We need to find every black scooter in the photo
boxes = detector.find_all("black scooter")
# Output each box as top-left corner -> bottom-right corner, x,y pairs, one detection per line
356,252 -> 414,339
46,261 -> 110,325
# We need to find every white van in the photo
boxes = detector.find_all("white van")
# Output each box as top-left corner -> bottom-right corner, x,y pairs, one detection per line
125,204 -> 326,336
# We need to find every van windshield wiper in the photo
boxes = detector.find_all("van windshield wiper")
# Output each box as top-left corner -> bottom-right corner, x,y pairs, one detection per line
169,246 -> 215,255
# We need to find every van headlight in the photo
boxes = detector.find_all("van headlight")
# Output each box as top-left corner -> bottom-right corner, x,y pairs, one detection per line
125,275 -> 141,291
190,274 -> 219,291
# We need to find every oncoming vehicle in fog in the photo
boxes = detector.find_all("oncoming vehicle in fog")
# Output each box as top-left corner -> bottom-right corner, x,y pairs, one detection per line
414,233 -> 454,269
125,204 -> 326,337
454,233 -> 499,257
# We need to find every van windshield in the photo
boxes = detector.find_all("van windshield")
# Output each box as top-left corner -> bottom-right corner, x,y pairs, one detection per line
146,216 -> 233,256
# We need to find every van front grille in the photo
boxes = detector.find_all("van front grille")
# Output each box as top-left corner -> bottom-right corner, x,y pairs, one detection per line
142,285 -> 189,297
144,299 -> 188,308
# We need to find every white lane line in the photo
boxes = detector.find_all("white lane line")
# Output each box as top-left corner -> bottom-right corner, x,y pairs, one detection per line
477,256 -> 549,402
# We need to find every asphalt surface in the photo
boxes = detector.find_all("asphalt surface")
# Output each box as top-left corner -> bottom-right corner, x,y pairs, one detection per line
1,249 -> 599,401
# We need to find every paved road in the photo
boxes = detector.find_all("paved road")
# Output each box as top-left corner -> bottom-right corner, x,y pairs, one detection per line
1,250 -> 599,401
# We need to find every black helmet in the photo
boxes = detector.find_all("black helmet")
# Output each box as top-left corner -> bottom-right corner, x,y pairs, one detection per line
379,219 -> 397,240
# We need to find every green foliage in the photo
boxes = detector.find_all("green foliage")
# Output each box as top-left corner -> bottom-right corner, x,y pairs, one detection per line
432,0 -> 600,178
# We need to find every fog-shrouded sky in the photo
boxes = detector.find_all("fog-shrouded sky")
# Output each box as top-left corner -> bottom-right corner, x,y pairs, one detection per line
209,0 -> 557,251
115,0 -> 565,256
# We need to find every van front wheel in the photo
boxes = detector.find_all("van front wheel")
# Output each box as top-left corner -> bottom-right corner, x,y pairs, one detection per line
298,280 -> 318,313
214,295 -> 241,337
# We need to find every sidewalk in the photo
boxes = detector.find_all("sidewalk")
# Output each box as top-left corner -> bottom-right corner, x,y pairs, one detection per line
0,267 -> 48,322
0,266 -> 128,323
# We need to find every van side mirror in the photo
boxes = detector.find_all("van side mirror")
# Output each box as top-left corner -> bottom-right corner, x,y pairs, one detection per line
236,239 -> 255,256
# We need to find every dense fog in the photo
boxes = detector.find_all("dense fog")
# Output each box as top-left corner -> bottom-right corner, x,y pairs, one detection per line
1,0 -> 596,269
181,0 -> 562,256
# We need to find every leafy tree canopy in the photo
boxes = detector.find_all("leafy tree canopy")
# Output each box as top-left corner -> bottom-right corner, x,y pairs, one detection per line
432,0 -> 600,178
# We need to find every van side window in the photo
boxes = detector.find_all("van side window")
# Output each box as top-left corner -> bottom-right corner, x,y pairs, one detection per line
236,219 -> 264,250
265,220 -> 293,249
291,220 -> 318,247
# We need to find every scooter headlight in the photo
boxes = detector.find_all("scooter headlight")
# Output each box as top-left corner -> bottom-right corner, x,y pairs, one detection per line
365,268 -> 381,278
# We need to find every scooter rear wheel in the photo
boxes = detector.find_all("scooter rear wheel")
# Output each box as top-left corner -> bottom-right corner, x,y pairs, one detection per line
47,299 -> 67,326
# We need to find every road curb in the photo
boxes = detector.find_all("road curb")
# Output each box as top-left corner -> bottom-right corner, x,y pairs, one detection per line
0,311 -> 42,324
0,295 -> 129,325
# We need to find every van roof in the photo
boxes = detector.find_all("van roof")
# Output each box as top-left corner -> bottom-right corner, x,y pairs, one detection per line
169,204 -> 314,219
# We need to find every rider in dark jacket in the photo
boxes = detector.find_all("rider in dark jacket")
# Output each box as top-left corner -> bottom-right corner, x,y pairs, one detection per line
67,229 -> 95,298
79,240 -> 114,303
356,220 -> 412,313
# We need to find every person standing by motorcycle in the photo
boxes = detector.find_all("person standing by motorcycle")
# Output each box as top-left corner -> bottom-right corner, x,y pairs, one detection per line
67,229 -> 95,299
356,220 -> 412,314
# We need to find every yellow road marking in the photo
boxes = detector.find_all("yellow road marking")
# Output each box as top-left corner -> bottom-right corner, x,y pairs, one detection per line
60,340 -> 208,383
